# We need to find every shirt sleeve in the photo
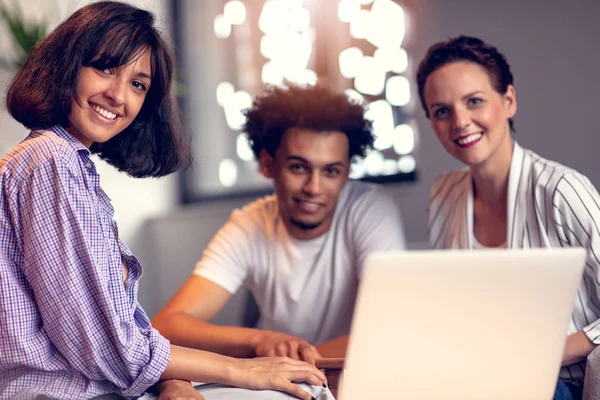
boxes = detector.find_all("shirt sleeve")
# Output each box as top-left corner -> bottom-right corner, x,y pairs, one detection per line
17,155 -> 170,397
193,209 -> 254,293
552,172 -> 600,344
351,187 -> 406,279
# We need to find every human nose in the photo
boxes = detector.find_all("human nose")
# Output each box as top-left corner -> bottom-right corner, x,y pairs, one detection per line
104,78 -> 126,105
303,172 -> 321,196
452,107 -> 471,132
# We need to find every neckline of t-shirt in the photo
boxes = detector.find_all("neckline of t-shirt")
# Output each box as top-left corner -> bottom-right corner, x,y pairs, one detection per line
291,232 -> 328,248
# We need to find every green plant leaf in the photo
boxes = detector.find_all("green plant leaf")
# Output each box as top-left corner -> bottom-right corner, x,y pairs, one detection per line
0,0 -> 49,68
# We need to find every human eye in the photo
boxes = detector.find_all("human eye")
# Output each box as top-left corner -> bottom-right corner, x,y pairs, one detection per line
131,80 -> 148,92
467,97 -> 484,107
433,107 -> 450,119
289,163 -> 306,173
325,166 -> 341,177
96,67 -> 114,75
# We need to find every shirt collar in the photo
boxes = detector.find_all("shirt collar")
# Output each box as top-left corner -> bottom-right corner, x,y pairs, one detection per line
47,125 -> 91,154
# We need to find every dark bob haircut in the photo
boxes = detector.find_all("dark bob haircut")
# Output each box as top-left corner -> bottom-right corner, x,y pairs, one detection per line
244,84 -> 374,160
6,1 -> 192,178
416,35 -> 516,133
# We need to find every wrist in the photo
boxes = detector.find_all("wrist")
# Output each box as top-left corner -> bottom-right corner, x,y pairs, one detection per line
248,329 -> 270,352
222,356 -> 246,388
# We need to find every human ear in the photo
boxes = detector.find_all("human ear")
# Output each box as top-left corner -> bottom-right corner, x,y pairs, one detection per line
503,84 -> 517,118
258,149 -> 274,179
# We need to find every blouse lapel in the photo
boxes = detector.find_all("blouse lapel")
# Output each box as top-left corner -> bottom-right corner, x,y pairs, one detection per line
506,141 -> 529,249
463,172 -> 474,249
447,172 -> 472,249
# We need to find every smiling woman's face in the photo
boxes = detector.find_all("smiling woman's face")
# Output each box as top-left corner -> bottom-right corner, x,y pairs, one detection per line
67,49 -> 152,148
423,61 -> 517,169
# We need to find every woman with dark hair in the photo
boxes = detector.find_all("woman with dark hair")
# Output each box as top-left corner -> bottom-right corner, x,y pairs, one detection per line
0,2 -> 325,400
418,35 -> 600,400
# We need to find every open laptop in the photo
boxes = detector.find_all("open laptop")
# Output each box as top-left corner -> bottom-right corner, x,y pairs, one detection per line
339,248 -> 587,400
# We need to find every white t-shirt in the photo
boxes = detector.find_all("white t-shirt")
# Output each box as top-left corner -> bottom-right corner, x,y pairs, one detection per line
193,181 -> 406,344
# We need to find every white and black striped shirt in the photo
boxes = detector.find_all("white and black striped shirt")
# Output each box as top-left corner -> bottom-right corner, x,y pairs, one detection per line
428,141 -> 600,381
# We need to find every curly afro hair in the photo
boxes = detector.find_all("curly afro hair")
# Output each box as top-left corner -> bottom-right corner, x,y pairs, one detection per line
244,84 -> 374,160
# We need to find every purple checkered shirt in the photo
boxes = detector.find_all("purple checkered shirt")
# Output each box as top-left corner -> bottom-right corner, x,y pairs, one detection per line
0,126 -> 170,399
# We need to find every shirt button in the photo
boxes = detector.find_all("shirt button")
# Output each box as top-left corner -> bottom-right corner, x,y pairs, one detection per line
85,163 -> 93,169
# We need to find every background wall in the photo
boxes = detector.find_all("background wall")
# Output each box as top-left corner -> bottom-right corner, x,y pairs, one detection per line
1,0 -> 599,317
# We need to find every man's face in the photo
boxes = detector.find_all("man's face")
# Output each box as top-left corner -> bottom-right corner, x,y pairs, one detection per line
260,128 -> 351,240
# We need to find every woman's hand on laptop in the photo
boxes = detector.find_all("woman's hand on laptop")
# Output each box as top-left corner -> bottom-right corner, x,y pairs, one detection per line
252,331 -> 322,364
231,357 -> 327,400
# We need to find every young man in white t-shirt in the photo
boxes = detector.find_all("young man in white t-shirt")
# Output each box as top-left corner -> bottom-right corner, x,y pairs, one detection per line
153,84 -> 406,364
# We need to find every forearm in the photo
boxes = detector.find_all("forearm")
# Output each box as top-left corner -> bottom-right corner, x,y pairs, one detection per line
315,335 -> 349,358
562,331 -> 598,366
161,345 -> 238,384
153,311 -> 263,358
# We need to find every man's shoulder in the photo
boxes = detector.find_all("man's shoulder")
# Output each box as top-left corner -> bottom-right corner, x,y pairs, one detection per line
227,193 -> 279,233
336,180 -> 399,216
340,180 -> 387,202
237,193 -> 278,216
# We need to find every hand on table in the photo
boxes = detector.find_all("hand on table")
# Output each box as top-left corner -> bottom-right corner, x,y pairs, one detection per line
253,331 -> 322,365
229,356 -> 327,400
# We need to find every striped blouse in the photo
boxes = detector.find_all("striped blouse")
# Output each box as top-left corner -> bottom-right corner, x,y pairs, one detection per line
428,141 -> 600,381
